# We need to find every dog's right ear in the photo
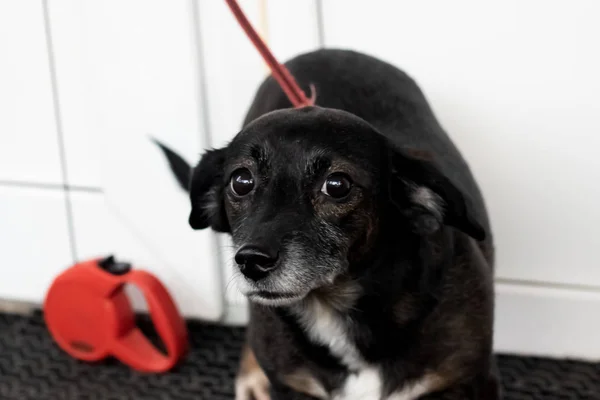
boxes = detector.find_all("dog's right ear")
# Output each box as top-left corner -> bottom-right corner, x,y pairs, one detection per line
188,148 -> 230,232
388,146 -> 485,241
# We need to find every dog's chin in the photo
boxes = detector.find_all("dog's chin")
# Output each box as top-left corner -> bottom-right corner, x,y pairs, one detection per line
246,290 -> 308,307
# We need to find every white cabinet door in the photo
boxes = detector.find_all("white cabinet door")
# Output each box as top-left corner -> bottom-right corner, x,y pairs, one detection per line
44,0 -> 101,189
0,186 -> 73,302
321,0 -> 600,288
46,0 -> 224,320
195,0 -> 266,150
0,1 -> 63,185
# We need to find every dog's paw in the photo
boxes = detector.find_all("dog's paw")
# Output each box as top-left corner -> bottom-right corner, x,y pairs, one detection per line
235,368 -> 271,400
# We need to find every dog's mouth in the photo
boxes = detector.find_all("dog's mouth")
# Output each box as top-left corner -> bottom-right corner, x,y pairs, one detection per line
246,290 -> 307,306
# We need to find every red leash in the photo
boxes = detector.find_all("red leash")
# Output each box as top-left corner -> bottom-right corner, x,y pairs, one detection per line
224,0 -> 315,108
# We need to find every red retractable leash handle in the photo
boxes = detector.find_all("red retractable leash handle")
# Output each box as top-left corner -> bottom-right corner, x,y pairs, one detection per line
224,0 -> 316,108
44,256 -> 188,373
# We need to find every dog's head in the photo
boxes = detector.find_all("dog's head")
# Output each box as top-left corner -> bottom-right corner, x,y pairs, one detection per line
189,107 -> 484,306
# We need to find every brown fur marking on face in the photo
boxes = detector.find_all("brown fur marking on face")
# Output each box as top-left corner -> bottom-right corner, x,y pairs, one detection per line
347,204 -> 380,262
282,369 -> 329,400
312,185 -> 364,220
311,158 -> 373,218
310,162 -> 378,258
313,193 -> 365,223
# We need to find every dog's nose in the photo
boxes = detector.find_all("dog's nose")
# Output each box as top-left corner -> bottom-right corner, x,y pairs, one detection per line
235,245 -> 278,281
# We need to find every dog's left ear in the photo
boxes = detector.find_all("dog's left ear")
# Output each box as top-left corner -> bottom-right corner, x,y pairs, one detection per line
188,148 -> 230,232
389,148 -> 485,241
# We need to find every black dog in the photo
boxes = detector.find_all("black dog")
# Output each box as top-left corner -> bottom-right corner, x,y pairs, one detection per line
157,49 -> 499,400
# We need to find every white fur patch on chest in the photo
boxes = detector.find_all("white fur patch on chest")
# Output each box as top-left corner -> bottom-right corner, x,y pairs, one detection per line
292,292 -> 364,370
387,374 -> 439,400
333,368 -> 381,400
291,288 -> 440,399
333,368 -> 438,400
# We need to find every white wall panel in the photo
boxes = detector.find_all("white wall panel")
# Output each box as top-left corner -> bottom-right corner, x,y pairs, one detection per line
0,1 -> 63,185
44,0 -> 224,320
48,0 -> 209,188
266,0 -> 321,60
0,186 -> 72,302
321,0 -> 600,287
495,282 -> 600,360
195,0 -> 266,149
44,0 -> 101,188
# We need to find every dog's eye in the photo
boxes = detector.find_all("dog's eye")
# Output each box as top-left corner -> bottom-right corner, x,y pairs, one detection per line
321,173 -> 353,199
230,168 -> 254,196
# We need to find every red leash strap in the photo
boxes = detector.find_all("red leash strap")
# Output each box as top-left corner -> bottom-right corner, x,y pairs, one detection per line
224,0 -> 315,108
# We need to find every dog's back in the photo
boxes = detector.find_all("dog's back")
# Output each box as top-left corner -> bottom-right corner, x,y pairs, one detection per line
245,48 -> 493,264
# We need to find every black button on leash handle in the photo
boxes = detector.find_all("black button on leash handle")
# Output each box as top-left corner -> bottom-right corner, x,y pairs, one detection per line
98,255 -> 132,276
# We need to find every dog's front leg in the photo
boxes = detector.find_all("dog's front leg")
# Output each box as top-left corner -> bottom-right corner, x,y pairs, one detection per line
269,381 -> 324,400
420,372 -> 501,400
235,341 -> 271,400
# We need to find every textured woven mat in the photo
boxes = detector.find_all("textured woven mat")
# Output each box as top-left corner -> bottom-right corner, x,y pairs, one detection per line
1,313 -> 598,399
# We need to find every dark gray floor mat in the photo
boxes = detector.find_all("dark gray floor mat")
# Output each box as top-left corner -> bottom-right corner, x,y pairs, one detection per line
1,313 -> 598,399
